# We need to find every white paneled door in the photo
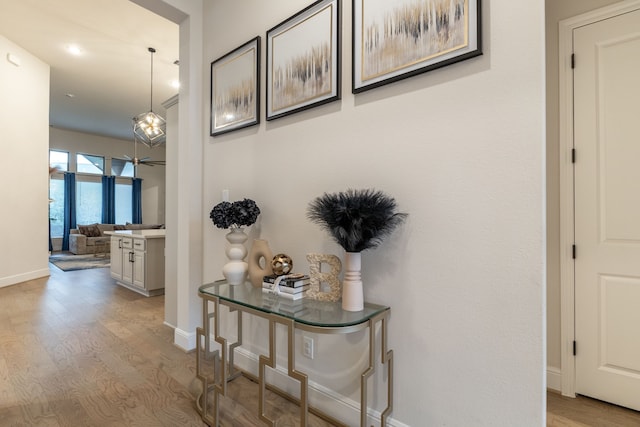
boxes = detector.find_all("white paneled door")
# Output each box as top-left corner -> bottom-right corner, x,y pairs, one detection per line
574,8 -> 640,411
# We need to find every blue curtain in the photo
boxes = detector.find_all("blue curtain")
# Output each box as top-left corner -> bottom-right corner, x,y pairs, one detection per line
61,172 -> 76,251
132,178 -> 142,224
48,219 -> 53,252
101,176 -> 116,224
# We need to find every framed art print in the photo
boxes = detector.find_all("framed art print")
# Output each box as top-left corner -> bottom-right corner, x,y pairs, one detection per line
266,0 -> 341,121
210,37 -> 260,136
352,0 -> 482,93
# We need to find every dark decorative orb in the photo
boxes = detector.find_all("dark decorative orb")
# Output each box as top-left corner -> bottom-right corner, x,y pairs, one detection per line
271,254 -> 293,275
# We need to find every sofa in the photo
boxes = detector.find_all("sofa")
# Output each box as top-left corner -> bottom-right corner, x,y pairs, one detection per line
69,223 -> 163,255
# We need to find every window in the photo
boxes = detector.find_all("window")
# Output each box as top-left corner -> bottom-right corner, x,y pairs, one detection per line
115,180 -> 132,224
50,150 -> 69,171
46,149 -> 143,243
77,153 -> 104,174
112,158 -> 134,177
49,178 -> 65,237
76,178 -> 102,225
49,150 -> 68,238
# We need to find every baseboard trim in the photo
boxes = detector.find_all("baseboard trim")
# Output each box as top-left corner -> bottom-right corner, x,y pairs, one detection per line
0,268 -> 50,289
163,321 -> 177,330
174,328 -> 196,351
547,366 -> 562,392
233,347 -> 409,427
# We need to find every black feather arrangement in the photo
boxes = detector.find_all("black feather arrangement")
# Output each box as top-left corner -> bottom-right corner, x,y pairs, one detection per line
307,189 -> 407,252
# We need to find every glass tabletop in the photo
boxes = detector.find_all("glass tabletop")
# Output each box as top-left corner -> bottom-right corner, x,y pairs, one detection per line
199,280 -> 389,328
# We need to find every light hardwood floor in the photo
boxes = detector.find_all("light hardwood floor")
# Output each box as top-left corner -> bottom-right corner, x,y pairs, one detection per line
0,265 -> 205,426
547,391 -> 640,427
0,263 -> 335,426
3,263 -> 640,426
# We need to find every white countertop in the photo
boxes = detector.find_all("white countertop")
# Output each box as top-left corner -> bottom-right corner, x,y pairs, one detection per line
104,229 -> 166,239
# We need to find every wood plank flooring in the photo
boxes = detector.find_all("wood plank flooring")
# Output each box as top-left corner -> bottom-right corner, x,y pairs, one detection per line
0,263 -> 335,426
0,266 -> 204,426
547,391 -> 640,427
3,263 -> 640,426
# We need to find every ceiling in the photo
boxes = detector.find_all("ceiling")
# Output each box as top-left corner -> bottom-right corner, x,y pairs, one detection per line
0,0 -> 179,141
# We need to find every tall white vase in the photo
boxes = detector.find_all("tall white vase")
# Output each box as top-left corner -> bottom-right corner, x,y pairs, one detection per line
342,252 -> 364,311
223,227 -> 248,285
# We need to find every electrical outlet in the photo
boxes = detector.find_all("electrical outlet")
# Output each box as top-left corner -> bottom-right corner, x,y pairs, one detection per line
302,336 -> 314,359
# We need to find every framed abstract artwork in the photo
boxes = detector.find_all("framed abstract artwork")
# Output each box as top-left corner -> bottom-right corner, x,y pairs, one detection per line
210,37 -> 261,136
266,0 -> 341,121
352,0 -> 482,93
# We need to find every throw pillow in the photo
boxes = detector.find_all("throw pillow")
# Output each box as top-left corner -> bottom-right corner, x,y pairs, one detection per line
78,224 -> 101,237
87,225 -> 101,237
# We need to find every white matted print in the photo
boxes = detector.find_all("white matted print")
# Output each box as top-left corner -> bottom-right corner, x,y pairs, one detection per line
210,37 -> 260,136
266,0 -> 341,120
352,0 -> 481,93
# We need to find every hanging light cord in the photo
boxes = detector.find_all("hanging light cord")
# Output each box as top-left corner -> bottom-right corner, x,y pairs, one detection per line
148,47 -> 156,113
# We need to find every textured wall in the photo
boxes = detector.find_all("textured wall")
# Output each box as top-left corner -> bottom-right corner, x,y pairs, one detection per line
201,1 -> 546,425
0,35 -> 50,287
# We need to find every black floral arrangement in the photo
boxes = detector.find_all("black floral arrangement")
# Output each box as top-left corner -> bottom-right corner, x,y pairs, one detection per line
210,198 -> 261,229
307,189 -> 407,252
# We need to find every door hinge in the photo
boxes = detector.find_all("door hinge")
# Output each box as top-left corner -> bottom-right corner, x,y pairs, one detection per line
571,53 -> 575,69
572,244 -> 576,259
571,148 -> 576,163
573,340 -> 577,356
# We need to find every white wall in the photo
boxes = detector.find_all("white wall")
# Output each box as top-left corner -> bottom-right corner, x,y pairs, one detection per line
545,0 -> 622,389
149,0 -> 204,353
49,126 -> 166,227
200,1 -> 546,425
0,36 -> 50,288
163,95 -> 179,328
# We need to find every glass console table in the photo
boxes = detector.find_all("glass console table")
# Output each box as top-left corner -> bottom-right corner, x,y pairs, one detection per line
196,280 -> 393,426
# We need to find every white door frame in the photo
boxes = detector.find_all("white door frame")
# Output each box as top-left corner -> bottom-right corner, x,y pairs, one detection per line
130,0 -> 205,351
558,0 -> 640,398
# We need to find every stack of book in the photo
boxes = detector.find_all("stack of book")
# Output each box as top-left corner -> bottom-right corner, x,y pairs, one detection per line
261,274 -> 310,300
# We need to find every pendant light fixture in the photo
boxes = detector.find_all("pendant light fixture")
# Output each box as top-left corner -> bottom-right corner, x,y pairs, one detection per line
133,47 -> 166,148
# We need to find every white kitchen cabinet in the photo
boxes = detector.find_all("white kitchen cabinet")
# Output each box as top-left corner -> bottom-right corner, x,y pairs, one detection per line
107,230 -> 165,297
110,235 -> 125,281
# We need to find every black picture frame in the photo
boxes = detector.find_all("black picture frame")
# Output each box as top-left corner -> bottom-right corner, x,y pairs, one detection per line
352,0 -> 482,93
210,37 -> 261,136
266,0 -> 341,121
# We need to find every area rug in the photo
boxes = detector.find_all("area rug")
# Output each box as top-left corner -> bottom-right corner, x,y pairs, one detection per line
49,253 -> 110,272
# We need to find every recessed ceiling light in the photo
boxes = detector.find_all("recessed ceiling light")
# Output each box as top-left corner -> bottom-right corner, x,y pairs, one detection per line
171,80 -> 180,89
65,93 -> 75,98
66,44 -> 82,56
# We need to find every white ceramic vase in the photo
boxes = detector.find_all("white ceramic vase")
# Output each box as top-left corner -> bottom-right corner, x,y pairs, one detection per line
342,251 -> 364,311
223,227 -> 248,285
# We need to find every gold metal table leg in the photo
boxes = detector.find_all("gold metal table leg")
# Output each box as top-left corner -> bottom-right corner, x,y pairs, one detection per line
258,317 -> 276,426
285,317 -> 309,426
380,313 -> 394,426
361,310 -> 393,427
196,296 -> 220,426
197,288 -> 393,426
228,308 -> 243,381
196,296 -> 244,426
258,315 -> 310,426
